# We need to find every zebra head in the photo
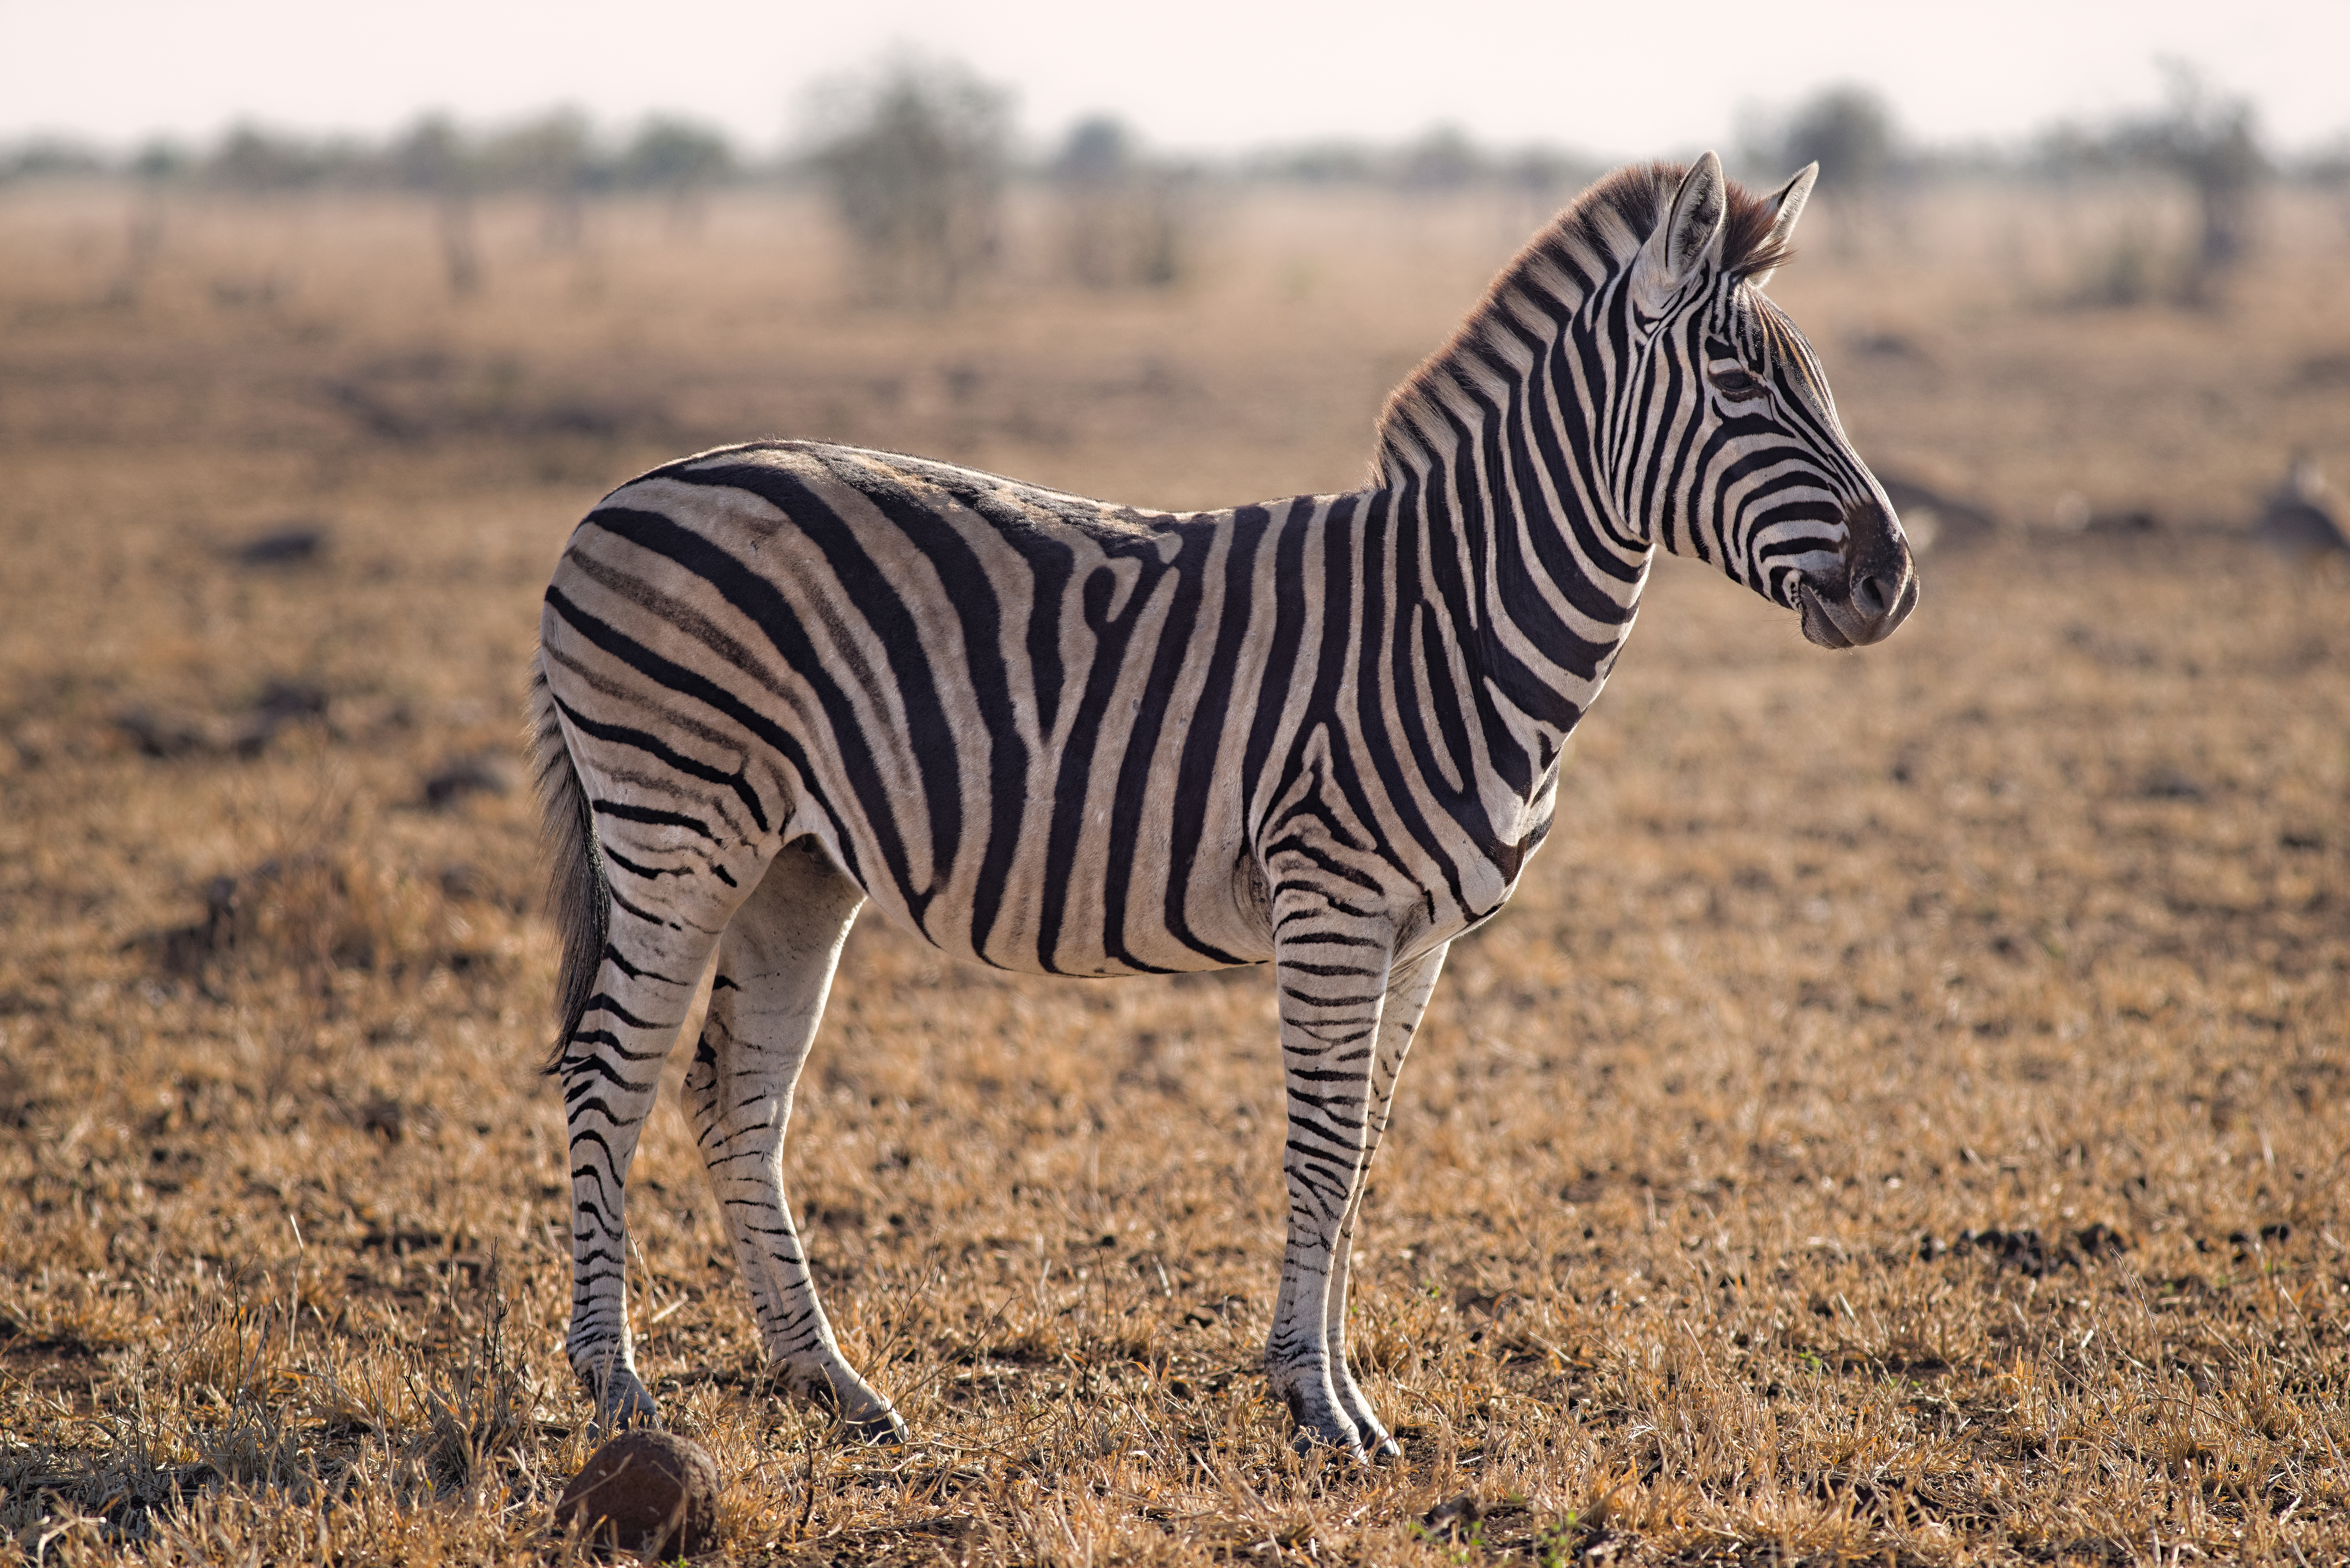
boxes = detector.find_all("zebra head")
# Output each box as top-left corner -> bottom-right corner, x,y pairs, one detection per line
1621,153 -> 1917,649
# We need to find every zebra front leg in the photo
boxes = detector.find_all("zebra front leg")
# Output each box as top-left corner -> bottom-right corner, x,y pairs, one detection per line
1263,892 -> 1396,1458
681,844 -> 906,1443
1322,941 -> 1448,1460
561,919 -> 722,1435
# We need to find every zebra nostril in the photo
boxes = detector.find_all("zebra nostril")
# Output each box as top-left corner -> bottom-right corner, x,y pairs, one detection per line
1854,572 -> 1891,618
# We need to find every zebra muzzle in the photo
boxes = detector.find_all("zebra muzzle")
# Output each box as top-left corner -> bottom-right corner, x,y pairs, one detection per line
1797,499 -> 1918,649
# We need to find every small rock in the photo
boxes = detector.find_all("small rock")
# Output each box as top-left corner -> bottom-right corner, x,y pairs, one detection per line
2052,492 -> 2160,538
116,679 -> 329,760
359,1095 -> 407,1143
2253,455 -> 2348,556
117,706 -> 240,759
9,720 -> 59,768
1422,1493 -> 1483,1540
2074,1222 -> 2131,1259
1847,328 -> 1930,363
2140,770 -> 2204,802
555,1429 -> 720,1559
230,523 -> 330,567
252,678 -> 329,726
424,752 -> 516,809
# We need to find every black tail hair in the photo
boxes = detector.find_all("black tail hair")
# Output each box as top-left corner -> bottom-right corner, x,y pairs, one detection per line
529,654 -> 608,1074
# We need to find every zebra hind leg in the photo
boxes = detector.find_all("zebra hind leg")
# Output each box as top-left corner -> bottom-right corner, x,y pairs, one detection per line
681,839 -> 906,1443
542,698 -> 771,1434
559,900 -> 733,1436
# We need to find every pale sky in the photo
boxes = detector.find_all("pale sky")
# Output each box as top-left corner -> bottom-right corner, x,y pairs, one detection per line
2,0 -> 2345,160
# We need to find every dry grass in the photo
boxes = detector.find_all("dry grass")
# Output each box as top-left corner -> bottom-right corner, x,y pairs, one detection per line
3,177 -> 2349,1564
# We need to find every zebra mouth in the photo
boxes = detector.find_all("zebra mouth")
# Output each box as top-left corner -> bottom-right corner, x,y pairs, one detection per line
1796,563 -> 1916,650
1796,582 -> 1855,649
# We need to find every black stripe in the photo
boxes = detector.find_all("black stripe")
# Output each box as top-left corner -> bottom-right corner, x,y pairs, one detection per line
1162,504 -> 1272,965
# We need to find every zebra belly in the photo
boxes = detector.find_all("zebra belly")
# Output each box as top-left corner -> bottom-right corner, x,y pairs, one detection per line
846,823 -> 1277,979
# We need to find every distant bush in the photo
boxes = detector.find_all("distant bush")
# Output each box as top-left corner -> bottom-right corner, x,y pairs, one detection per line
208,124 -> 373,191
387,115 -> 484,297
1050,116 -> 1191,289
476,109 -> 598,248
807,56 -> 1011,308
0,139 -> 110,182
1776,87 -> 1899,193
618,118 -> 734,194
18,112 -> 737,201
1397,125 -> 1485,191
2038,63 -> 2269,303
1239,132 -> 1594,197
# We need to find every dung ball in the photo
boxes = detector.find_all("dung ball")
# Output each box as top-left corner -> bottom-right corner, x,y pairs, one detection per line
555,1429 -> 720,1559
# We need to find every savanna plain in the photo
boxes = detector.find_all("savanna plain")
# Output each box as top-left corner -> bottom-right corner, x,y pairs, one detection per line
2,176 -> 2348,1565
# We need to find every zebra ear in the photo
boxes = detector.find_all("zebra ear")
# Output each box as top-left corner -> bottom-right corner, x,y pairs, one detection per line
1631,151 -> 1727,313
1743,162 -> 1817,292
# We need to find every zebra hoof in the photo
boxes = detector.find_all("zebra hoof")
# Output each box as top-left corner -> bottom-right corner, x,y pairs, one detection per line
1339,1412 -> 1402,1461
583,1372 -> 660,1443
1297,1438 -> 1372,1476
846,1408 -> 909,1446
1278,1387 -> 1366,1461
1289,1428 -> 1371,1465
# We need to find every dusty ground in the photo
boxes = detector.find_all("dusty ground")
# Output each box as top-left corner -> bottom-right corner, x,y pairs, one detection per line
2,177 -> 2348,1564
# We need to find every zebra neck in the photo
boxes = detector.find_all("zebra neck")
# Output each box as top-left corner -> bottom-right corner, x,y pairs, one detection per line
1360,452 -> 1648,801
1369,306 -> 1650,757
1475,499 -> 1649,772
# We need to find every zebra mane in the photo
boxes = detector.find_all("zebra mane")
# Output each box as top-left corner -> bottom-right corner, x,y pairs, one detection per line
1371,160 -> 1797,484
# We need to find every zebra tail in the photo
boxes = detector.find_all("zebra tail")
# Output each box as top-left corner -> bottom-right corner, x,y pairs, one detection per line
529,653 -> 608,1075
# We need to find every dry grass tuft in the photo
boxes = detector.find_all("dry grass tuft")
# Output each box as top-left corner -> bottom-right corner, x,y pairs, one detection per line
3,179 -> 2349,1563
143,801 -> 498,995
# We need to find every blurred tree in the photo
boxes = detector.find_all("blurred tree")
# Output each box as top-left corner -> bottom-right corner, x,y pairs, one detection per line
2036,63 -> 2269,304
482,109 -> 602,250
2132,63 -> 2265,284
208,124 -> 356,191
2306,136 -> 2350,189
1055,115 -> 1133,184
2305,137 -> 2350,245
619,117 -> 735,236
1050,115 -> 1188,289
619,118 -> 733,189
1503,146 -> 1596,204
390,115 -> 482,298
1398,125 -> 1484,191
808,56 -> 1011,308
117,140 -> 190,303
0,139 -> 109,182
1777,86 -> 1897,193
1249,142 -> 1379,184
1743,85 -> 1900,258
128,140 -> 194,184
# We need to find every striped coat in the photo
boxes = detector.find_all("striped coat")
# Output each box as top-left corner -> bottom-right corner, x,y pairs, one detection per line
535,152 -> 1916,1458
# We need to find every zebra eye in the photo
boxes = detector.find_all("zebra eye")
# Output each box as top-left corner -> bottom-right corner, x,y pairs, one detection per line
1710,364 -> 1767,402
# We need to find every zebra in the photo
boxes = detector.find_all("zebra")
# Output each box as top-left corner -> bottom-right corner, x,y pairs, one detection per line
532,152 -> 1917,1460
